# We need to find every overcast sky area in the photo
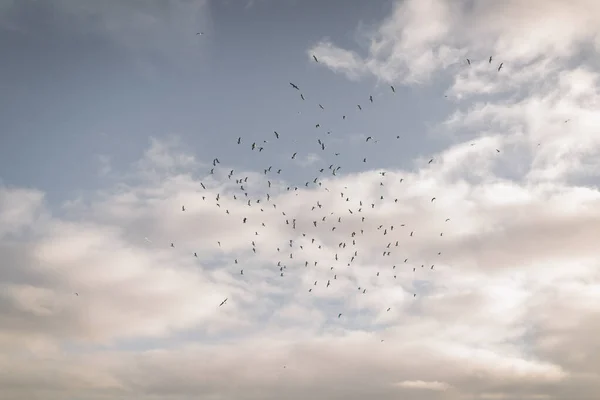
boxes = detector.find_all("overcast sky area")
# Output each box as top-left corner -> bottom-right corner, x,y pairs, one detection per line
1,0 -> 600,399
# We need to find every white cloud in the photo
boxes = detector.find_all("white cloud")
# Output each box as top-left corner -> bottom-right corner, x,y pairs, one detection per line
1,133 -> 600,399
395,380 -> 451,391
310,0 -> 600,184
308,0 -> 600,86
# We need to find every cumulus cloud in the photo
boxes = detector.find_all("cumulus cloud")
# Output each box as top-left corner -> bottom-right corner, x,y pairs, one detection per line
1,130 -> 600,399
308,0 -> 600,85
310,0 -> 600,183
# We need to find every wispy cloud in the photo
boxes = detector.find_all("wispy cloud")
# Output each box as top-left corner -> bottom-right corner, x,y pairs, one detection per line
394,380 -> 451,391
296,152 -> 321,167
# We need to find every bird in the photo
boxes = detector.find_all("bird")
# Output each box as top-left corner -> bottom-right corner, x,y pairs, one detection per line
390,85 -> 395,93
219,298 -> 228,307
489,56 -> 492,63
290,82 -> 300,90
313,55 -> 319,63
498,63 -> 503,71
196,32 -> 204,35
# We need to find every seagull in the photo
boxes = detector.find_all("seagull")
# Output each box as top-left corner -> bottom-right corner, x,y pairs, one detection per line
498,62 -> 503,71
289,82 -> 300,90
196,32 -> 204,35
219,298 -> 228,307
390,85 -> 395,93
313,55 -> 319,63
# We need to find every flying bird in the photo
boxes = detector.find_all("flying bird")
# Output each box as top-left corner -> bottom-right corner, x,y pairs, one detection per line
498,63 -> 503,71
313,55 -> 319,63
289,82 -> 299,90
219,298 -> 228,307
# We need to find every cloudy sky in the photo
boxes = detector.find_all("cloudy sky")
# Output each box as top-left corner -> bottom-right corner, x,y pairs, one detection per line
2,0 -> 600,399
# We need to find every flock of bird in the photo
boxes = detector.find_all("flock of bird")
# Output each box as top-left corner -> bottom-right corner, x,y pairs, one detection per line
149,53 -> 506,325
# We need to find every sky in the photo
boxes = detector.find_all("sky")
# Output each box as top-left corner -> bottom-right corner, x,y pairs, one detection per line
1,0 -> 600,399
